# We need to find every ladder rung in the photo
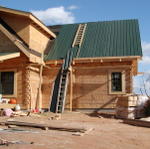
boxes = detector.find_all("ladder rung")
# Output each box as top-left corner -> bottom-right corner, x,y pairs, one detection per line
60,92 -> 64,94
58,104 -> 62,106
59,95 -> 64,98
58,100 -> 63,102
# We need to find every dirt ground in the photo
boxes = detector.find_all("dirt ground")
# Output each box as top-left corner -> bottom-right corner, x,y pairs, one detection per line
0,111 -> 150,149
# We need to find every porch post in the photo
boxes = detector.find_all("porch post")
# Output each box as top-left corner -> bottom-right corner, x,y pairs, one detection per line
37,65 -> 43,110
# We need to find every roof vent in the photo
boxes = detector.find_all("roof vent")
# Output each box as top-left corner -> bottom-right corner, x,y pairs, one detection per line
72,24 -> 87,47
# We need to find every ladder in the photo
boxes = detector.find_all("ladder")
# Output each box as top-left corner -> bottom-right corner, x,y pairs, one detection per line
72,24 -> 87,47
55,50 -> 73,113
51,24 -> 87,113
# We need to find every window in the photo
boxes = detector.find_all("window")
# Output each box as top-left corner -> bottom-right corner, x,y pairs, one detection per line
109,71 -> 125,94
0,71 -> 16,96
111,72 -> 122,92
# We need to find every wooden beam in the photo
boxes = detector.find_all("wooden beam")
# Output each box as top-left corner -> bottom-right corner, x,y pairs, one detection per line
123,119 -> 150,128
0,121 -> 87,132
46,59 -> 63,65
73,56 -> 141,64
36,65 -> 43,109
132,59 -> 138,76
73,65 -> 131,70
45,56 -> 141,65
69,67 -> 73,111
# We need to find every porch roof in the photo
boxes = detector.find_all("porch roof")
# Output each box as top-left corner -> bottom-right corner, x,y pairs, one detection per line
0,52 -> 20,61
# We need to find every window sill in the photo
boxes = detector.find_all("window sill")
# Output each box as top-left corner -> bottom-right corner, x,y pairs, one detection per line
2,95 -> 17,98
109,92 -> 126,95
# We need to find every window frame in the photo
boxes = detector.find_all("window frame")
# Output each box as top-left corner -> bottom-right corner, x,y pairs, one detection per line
0,69 -> 17,97
108,70 -> 125,94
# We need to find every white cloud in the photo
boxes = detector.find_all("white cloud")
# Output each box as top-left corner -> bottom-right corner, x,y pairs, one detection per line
142,41 -> 150,55
31,6 -> 75,25
140,41 -> 150,65
140,56 -> 150,65
67,5 -> 78,10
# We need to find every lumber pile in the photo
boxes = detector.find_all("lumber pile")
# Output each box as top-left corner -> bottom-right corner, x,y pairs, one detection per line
116,95 -> 138,119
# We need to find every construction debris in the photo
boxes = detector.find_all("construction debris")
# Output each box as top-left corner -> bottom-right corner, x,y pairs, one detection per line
72,128 -> 94,136
0,138 -> 34,146
49,114 -> 61,120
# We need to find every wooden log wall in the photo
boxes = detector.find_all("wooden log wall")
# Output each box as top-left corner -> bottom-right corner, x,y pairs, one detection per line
43,61 -> 133,110
0,53 -> 41,110
0,53 -> 28,108
42,67 -> 60,109
29,25 -> 51,53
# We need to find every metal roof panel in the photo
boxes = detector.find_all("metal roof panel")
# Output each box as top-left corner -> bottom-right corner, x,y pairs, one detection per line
45,19 -> 142,61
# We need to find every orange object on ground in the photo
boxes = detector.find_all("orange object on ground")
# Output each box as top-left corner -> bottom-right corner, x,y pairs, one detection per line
9,98 -> 17,104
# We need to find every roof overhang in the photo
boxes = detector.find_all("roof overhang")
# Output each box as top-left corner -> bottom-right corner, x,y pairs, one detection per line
0,6 -> 56,39
45,56 -> 142,64
73,56 -> 142,63
0,52 -> 20,62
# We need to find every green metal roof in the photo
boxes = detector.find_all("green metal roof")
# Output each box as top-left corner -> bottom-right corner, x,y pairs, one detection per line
45,19 -> 142,61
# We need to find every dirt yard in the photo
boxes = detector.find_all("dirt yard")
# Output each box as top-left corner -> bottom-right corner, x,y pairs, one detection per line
0,111 -> 150,149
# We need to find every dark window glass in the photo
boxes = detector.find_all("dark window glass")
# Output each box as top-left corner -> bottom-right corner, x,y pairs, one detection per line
0,72 -> 14,95
111,72 -> 122,92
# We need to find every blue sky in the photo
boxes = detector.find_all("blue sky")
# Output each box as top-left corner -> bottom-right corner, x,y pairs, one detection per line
0,0 -> 150,93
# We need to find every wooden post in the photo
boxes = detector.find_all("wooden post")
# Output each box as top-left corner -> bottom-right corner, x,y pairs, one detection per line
69,67 -> 73,111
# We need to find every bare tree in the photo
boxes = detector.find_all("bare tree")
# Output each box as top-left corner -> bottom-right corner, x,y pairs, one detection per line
139,73 -> 150,116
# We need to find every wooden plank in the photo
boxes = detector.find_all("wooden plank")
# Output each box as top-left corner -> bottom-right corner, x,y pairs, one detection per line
0,121 -> 87,132
123,119 -> 150,128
